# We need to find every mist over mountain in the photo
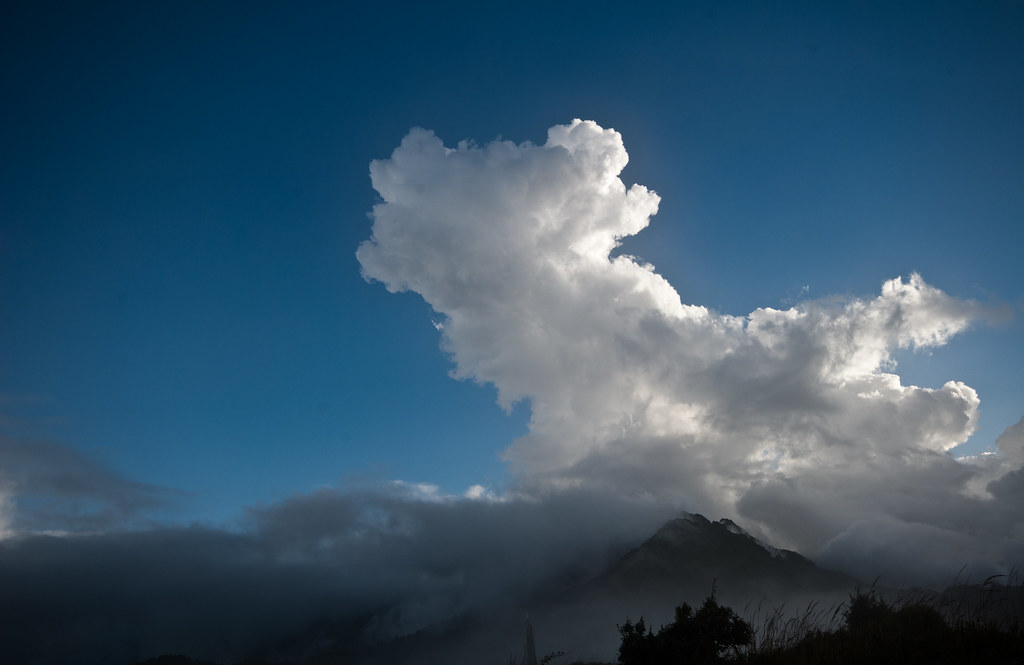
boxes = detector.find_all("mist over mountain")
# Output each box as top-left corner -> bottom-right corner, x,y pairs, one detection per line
131,513 -> 867,665
0,508 -> 844,665
501,514 -> 856,665
591,514 -> 854,607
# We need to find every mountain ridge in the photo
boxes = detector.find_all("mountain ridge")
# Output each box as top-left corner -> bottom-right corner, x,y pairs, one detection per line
295,512 -> 858,665
597,512 -> 852,603
134,512 -> 860,665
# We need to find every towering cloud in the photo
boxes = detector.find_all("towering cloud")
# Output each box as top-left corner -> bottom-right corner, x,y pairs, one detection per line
359,120 -> 1021,581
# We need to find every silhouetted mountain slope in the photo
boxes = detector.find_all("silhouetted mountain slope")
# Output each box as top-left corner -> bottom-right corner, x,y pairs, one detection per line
517,513 -> 857,662
133,513 -> 860,665
294,513 -> 857,664
115,512 -> 1024,665
594,513 -> 854,605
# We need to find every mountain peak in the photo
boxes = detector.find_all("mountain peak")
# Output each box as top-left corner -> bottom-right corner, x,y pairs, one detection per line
599,513 -> 853,608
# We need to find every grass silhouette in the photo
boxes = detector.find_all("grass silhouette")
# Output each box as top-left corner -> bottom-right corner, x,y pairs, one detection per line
553,577 -> 1024,665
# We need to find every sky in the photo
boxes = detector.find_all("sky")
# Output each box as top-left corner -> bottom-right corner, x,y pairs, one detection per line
1,0 -> 1023,661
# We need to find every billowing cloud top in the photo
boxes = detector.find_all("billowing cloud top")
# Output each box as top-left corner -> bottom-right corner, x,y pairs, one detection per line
359,120 -> 1021,579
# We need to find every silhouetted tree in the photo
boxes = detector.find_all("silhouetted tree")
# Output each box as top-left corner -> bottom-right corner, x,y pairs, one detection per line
843,590 -> 891,631
618,616 -> 655,664
618,596 -> 752,665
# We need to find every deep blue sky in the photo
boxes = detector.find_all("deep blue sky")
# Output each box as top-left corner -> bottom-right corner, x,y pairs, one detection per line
2,1 -> 1022,526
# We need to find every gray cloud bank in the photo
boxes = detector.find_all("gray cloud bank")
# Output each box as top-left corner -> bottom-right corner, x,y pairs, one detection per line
0,484 -> 674,663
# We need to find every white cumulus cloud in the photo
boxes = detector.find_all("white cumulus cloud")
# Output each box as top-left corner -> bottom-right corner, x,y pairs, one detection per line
358,119 -> 1022,582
